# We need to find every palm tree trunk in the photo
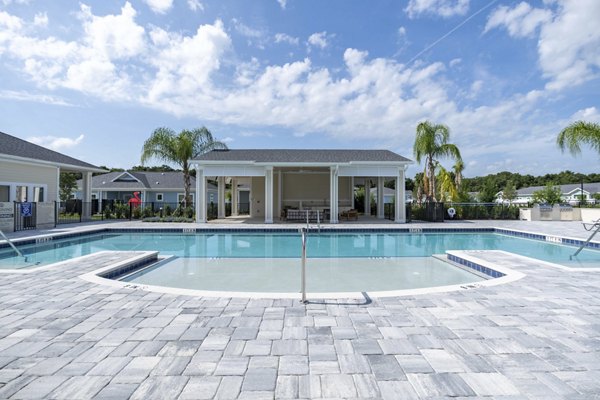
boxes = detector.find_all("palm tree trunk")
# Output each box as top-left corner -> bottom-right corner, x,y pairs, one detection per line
428,157 -> 436,202
183,163 -> 190,208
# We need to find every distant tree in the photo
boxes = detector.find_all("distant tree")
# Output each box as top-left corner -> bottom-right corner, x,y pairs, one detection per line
141,127 -> 228,207
532,183 -> 562,205
413,121 -> 462,202
557,121 -> 600,155
478,180 -> 498,203
94,166 -> 124,176
59,172 -> 79,201
501,180 -> 517,204
131,164 -> 178,172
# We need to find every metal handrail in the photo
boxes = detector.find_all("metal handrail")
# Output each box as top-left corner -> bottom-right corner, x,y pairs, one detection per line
0,229 -> 28,262
570,219 -> 600,260
300,227 -> 307,303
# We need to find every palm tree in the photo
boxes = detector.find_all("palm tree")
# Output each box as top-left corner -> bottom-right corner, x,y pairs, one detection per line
557,121 -> 600,155
413,121 -> 462,202
141,127 -> 228,207
453,159 -> 464,191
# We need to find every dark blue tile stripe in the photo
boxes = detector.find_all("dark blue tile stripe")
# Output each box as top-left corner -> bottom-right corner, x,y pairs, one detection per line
447,254 -> 505,278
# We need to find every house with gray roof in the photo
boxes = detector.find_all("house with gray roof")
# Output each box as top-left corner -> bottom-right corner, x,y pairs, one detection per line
496,182 -> 600,205
75,171 -> 217,210
190,149 -> 412,223
0,131 -> 103,203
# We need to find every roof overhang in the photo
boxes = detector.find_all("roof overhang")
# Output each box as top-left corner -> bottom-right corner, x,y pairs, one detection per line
1,153 -> 106,173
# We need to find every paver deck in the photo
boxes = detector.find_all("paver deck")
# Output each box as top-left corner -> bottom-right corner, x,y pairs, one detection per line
0,220 -> 599,399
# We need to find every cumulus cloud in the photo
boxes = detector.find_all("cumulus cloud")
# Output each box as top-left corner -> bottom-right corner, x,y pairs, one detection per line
277,0 -> 287,10
307,31 -> 330,49
275,33 -> 299,45
142,0 -> 173,14
27,134 -> 84,151
485,0 -> 600,91
405,0 -> 470,18
33,12 -> 48,28
187,0 -> 204,12
485,2 -> 551,38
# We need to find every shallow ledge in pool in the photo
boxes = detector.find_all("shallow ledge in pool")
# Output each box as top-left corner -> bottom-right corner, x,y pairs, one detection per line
78,250 -> 526,300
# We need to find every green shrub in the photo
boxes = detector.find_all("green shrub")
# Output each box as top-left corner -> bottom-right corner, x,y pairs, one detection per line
142,206 -> 154,218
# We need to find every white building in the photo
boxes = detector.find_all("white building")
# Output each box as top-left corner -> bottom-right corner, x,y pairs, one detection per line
496,182 -> 599,206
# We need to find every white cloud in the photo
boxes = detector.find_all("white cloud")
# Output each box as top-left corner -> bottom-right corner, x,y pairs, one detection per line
187,0 -> 204,12
406,0 -> 470,18
0,90 -> 74,106
232,19 -> 263,39
485,2 -> 551,38
277,0 -> 287,10
569,107 -> 600,123
33,12 -> 48,28
79,2 -> 145,59
486,0 -> 600,91
1,0 -> 29,5
275,33 -> 299,45
221,136 -> 234,143
142,0 -> 173,14
0,10 -> 23,31
449,58 -> 461,67
27,134 -> 84,151
307,31 -> 329,49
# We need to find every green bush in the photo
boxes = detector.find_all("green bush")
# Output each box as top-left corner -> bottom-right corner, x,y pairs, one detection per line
132,206 -> 142,219
142,206 -> 154,218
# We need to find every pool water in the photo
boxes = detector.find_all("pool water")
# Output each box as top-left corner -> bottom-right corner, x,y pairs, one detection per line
0,232 -> 597,269
120,256 -> 484,293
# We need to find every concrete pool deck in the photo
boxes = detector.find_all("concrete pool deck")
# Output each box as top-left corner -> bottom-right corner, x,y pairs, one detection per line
0,220 -> 598,399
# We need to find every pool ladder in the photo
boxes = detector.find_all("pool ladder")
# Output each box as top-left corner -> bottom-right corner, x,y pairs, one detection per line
570,219 -> 600,260
305,210 -> 321,233
0,229 -> 28,262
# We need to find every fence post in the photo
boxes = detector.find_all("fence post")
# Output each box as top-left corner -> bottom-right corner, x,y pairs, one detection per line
130,203 -> 133,221
54,201 -> 57,227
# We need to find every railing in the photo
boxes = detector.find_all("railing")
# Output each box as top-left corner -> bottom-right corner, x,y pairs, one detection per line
571,219 -> 600,260
409,202 -> 520,221
0,229 -> 28,262
299,227 -> 307,303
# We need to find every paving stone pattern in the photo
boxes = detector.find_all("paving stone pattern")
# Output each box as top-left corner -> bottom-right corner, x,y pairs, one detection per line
0,226 -> 599,398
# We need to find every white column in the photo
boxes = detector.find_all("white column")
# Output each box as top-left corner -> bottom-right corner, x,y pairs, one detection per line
330,166 -> 339,224
195,166 -> 207,223
395,167 -> 406,223
278,170 -> 283,220
82,172 -> 92,219
265,166 -> 274,223
231,178 -> 238,216
365,178 -> 371,216
218,176 -> 225,218
350,177 -> 355,209
98,190 -> 103,213
377,176 -> 384,219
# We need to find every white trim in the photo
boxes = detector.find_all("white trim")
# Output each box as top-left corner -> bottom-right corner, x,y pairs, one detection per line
111,171 -> 141,183
0,153 -> 104,173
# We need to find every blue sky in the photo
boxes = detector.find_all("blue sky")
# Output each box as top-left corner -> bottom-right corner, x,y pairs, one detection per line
0,0 -> 598,178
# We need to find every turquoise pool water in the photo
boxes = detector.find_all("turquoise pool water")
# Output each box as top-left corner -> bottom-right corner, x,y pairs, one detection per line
0,231 -> 598,270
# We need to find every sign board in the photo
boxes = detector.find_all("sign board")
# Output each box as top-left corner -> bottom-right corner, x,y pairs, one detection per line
20,202 -> 32,217
0,202 -> 14,231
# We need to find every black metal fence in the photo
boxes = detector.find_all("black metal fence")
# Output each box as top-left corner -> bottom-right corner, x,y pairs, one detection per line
383,203 -> 412,222
56,200 -> 196,224
410,202 -> 520,221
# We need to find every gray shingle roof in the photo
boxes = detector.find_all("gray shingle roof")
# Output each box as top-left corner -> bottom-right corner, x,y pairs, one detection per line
79,171 -> 213,190
193,149 -> 412,163
517,182 -> 600,195
0,131 -> 102,170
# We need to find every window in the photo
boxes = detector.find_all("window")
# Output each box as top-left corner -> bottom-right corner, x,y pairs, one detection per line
156,193 -> 164,202
91,193 -> 97,200
177,193 -> 194,204
33,187 -> 44,202
16,186 -> 27,202
0,185 -> 9,202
